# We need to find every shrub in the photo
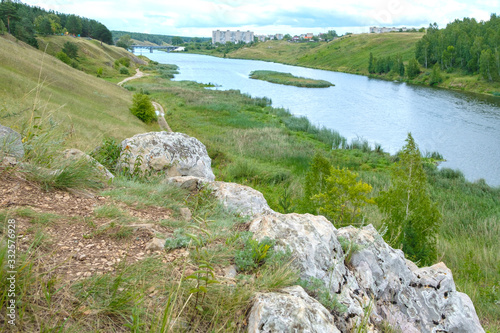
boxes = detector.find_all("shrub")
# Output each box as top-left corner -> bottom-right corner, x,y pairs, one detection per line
234,235 -> 275,272
129,93 -> 156,123
55,51 -> 71,65
96,67 -> 103,77
115,57 -> 131,68
90,137 -> 122,173
119,66 -> 130,75
62,41 -> 78,59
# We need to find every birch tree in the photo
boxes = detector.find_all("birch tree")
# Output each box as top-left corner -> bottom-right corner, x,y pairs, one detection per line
376,133 -> 441,265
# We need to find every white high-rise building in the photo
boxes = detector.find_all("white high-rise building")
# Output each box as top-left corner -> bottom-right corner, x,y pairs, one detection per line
212,30 -> 254,44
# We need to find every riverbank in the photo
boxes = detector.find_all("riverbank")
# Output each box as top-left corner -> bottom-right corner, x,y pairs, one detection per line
187,33 -> 500,97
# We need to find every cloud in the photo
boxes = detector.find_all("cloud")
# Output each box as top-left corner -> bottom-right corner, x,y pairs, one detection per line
24,0 -> 499,36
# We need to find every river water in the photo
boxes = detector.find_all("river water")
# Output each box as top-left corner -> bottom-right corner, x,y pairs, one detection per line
138,51 -> 500,187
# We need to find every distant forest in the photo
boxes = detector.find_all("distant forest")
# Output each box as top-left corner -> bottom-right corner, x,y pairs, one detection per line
112,30 -> 211,46
0,0 -> 113,47
415,14 -> 500,81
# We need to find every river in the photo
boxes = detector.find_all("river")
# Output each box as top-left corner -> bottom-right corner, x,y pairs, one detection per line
137,51 -> 500,187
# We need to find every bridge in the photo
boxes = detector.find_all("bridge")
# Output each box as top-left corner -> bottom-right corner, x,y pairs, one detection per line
130,45 -> 178,53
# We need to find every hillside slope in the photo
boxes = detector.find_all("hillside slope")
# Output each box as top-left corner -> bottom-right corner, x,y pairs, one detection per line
228,33 -> 424,74
0,35 -> 156,150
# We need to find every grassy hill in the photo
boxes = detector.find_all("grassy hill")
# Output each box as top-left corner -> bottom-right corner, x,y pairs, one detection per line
228,33 -> 424,75
0,34 -> 157,150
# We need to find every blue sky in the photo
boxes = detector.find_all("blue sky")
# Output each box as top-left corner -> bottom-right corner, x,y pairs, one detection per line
26,0 -> 499,37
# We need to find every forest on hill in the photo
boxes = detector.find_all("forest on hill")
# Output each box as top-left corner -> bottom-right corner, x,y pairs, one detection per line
0,0 -> 112,47
416,14 -> 500,82
112,30 -> 211,46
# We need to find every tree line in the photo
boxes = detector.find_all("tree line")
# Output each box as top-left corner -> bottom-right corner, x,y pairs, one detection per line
415,15 -> 500,81
0,0 -> 112,47
112,30 -> 210,46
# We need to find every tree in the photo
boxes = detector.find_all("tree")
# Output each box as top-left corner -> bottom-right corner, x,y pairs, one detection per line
479,49 -> 498,81
172,36 -> 184,45
312,167 -> 374,227
65,14 -> 82,35
116,34 -> 132,50
368,52 -> 375,73
130,93 -> 157,123
406,58 -> 420,79
62,41 -> 78,59
0,0 -> 18,34
429,63 -> 443,86
376,133 -> 441,265
34,15 -> 52,35
0,17 -> 6,35
93,22 -> 112,44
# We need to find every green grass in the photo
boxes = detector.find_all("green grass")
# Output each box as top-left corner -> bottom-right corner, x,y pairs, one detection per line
0,34 -> 157,151
249,70 -> 334,88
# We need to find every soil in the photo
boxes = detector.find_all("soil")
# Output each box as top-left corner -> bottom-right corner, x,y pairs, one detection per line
0,170 -> 187,285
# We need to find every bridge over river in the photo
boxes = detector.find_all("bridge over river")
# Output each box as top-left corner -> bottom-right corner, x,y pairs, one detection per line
130,45 -> 179,53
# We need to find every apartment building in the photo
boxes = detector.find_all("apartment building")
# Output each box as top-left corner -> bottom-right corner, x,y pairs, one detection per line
212,30 -> 254,44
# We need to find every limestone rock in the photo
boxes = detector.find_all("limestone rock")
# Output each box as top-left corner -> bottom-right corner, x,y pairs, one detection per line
179,207 -> 192,221
247,285 -> 341,333
338,225 -> 485,333
63,148 -> 114,180
164,176 -> 210,191
118,132 -> 215,181
249,213 -> 364,331
145,238 -> 165,252
0,124 -> 24,159
210,181 -> 273,217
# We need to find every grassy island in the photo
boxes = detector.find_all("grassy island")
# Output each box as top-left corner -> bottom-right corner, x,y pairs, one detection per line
249,70 -> 334,88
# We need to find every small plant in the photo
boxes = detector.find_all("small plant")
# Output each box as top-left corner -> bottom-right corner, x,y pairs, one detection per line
90,137 -> 122,173
184,260 -> 219,313
164,229 -> 193,250
119,66 -> 130,75
234,235 -> 275,272
278,186 -> 294,213
298,277 -> 347,314
338,236 -> 362,265
96,67 -> 103,77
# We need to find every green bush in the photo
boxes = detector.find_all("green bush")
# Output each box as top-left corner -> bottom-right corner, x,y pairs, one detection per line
115,57 -> 131,68
119,66 -> 130,75
129,93 -> 157,123
90,137 -> 122,173
96,67 -> 103,77
62,41 -> 78,59
234,235 -> 275,272
55,51 -> 71,65
298,277 -> 347,314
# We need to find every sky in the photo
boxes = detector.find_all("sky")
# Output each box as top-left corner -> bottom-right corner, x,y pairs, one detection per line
25,0 -> 499,37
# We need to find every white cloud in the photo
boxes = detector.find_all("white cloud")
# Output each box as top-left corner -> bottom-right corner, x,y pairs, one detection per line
24,0 -> 499,36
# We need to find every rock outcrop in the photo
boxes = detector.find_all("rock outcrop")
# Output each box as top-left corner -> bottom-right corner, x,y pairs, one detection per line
63,148 -> 114,180
210,181 -> 273,217
248,215 -> 485,332
118,132 -> 215,181
0,124 -> 24,159
247,286 -> 341,333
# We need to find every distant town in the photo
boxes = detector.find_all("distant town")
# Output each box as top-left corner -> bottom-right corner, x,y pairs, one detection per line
212,26 -> 424,44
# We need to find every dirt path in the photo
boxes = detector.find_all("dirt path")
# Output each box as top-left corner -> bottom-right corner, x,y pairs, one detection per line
152,101 -> 173,132
117,68 -> 148,86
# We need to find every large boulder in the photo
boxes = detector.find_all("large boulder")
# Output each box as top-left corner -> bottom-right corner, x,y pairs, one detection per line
0,124 -> 24,159
249,213 -> 365,331
63,148 -> 114,180
118,132 -> 215,181
338,225 -> 485,333
211,181 -> 273,217
247,285 -> 341,333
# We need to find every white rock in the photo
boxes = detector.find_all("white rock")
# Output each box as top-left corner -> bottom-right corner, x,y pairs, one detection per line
145,238 -> 165,251
119,132 -> 215,181
164,176 -> 210,191
0,124 -> 24,159
247,285 -> 341,333
210,181 -> 273,217
338,225 -> 485,333
63,148 -> 114,180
